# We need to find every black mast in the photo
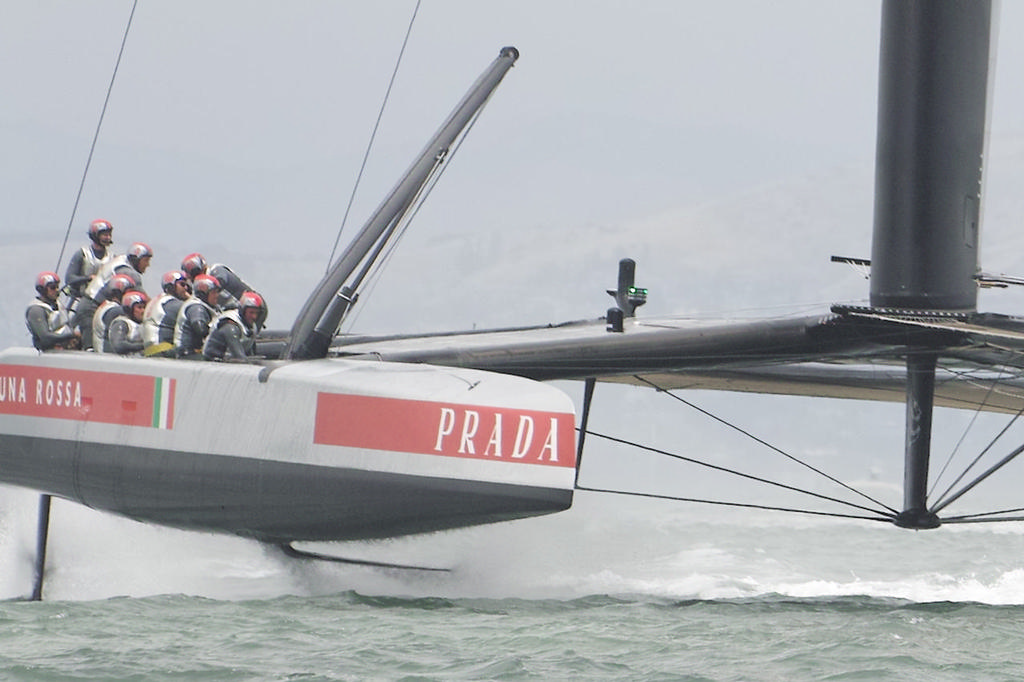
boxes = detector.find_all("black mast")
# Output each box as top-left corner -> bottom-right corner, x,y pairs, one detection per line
869,1 -> 994,528
870,1 -> 992,312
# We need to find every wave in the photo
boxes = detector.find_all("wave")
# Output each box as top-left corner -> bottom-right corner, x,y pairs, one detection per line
6,487 -> 1024,604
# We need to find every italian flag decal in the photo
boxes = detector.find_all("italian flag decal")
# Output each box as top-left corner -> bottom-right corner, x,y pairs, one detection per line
151,376 -> 175,429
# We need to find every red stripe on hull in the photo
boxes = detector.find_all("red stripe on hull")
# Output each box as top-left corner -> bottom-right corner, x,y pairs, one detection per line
315,393 -> 576,468
0,363 -> 174,428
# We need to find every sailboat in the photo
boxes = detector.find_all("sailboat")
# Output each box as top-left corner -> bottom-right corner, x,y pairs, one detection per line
4,2 -> 1024,599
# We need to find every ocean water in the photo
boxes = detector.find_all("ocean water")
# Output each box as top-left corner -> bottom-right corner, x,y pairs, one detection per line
4,489 -> 1024,681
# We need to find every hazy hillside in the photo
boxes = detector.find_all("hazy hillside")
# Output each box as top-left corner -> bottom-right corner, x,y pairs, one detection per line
7,135 -> 1024,347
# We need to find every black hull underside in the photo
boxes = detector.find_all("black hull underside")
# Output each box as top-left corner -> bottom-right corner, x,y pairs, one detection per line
0,435 -> 573,542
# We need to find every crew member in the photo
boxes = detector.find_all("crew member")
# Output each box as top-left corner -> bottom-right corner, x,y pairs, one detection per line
80,241 -> 154,349
91,274 -> 137,353
106,290 -> 148,355
173,274 -> 221,359
143,270 -> 191,357
64,218 -> 114,316
180,252 -> 266,330
26,272 -> 80,351
203,291 -> 264,361
87,241 -> 152,294
180,252 -> 249,299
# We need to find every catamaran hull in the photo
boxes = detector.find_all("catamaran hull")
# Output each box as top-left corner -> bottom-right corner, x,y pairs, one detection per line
0,348 -> 577,542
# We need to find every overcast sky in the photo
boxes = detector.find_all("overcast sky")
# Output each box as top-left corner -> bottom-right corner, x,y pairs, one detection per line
2,1 -> 1022,330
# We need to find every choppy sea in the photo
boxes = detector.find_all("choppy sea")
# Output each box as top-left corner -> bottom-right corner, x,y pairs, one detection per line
4,488 -> 1024,681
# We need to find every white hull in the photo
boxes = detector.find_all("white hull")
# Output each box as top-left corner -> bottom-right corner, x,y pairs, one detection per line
0,348 -> 577,541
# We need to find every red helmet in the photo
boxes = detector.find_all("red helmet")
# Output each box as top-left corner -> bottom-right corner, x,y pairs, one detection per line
121,290 -> 148,316
127,242 -> 153,260
88,219 -> 114,242
35,271 -> 61,295
106,274 -> 136,300
181,253 -> 207,279
192,274 -> 221,297
88,218 -> 113,241
239,291 -> 264,314
161,270 -> 189,293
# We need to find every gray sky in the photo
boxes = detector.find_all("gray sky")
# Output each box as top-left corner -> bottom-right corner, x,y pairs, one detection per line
2,2 -> 1022,331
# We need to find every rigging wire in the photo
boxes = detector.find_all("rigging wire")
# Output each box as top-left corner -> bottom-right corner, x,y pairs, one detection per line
582,428 -> 895,518
929,378 -> 1024,509
55,0 -> 139,273
340,98 -> 493,333
928,359 -> 1024,510
340,153 -> 444,333
583,362 -> 1024,524
339,150 -> 444,331
633,375 -> 899,515
929,368 -> 991,491
338,153 -> 444,332
326,0 -> 422,274
929,358 -> 1024,497
943,516 -> 1024,524
573,485 -> 893,524
930,437 -> 1024,514
942,506 -> 1024,523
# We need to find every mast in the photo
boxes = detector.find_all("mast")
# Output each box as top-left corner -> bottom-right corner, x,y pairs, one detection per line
868,1 -> 994,529
869,1 -> 992,313
284,46 -> 519,360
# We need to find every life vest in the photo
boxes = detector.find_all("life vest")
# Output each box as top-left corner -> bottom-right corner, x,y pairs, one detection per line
92,300 -> 121,352
25,298 -> 72,348
67,244 -> 112,298
84,255 -> 142,302
77,244 -> 111,280
173,297 -> 215,354
143,294 -> 183,346
106,314 -> 144,355
202,309 -> 256,359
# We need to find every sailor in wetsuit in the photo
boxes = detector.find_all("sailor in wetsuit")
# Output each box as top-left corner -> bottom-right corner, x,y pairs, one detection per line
106,290 -> 148,355
91,274 -> 137,353
173,274 -> 221,359
79,241 -> 153,349
26,272 -> 80,351
64,219 -> 114,320
203,291 -> 264,361
180,252 -> 266,331
143,270 -> 191,357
